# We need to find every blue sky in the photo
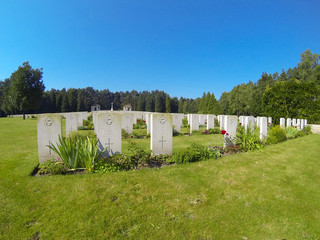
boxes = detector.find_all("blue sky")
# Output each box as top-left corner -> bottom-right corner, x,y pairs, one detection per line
0,0 -> 319,99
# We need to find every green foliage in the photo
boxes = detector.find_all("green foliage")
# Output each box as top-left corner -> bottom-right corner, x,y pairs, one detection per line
209,127 -> 220,134
48,135 -> 105,171
4,62 -> 45,118
285,127 -> 299,139
38,159 -> 69,175
236,126 -> 264,152
68,130 -> 96,140
133,119 -> 147,129
263,80 -> 320,123
122,129 -> 130,139
182,117 -> 189,128
302,125 -> 312,135
267,125 -> 287,144
172,143 -> 221,164
191,130 -> 202,135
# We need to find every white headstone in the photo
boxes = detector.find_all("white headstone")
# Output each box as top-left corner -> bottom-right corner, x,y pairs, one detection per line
244,116 -> 255,133
224,115 -> 238,147
300,119 -> 305,130
189,114 -> 199,133
286,118 -> 292,128
37,114 -> 62,164
96,112 -> 122,157
199,114 -> 206,125
297,119 -> 301,130
146,113 -> 151,134
292,118 -> 297,127
280,118 -> 286,129
172,114 -> 184,133
150,113 -> 173,156
66,113 -> 78,137
259,117 -> 268,140
268,117 -> 272,125
121,113 -> 133,134
220,115 -> 226,130
239,116 -> 245,126
207,115 -> 215,130
256,117 -> 261,127
305,119 -> 308,126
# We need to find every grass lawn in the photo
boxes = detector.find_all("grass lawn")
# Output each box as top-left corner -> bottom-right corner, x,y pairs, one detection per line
1,117 -> 320,239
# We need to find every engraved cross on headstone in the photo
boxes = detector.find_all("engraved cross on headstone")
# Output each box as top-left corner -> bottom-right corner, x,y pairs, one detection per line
159,136 -> 166,149
105,138 -> 114,152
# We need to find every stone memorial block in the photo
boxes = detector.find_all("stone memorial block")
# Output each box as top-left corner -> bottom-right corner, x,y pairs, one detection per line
199,114 -> 206,125
286,118 -> 292,128
256,117 -> 261,127
150,113 -> 173,155
305,119 -> 308,126
297,119 -> 301,130
244,116 -> 255,133
172,114 -> 184,133
280,118 -> 286,129
146,113 -> 151,134
37,114 -> 62,164
259,117 -> 268,140
96,112 -> 122,157
220,115 -> 226,130
300,119 -> 305,129
190,114 -> 199,133
224,115 -> 238,147
66,113 -> 78,137
268,117 -> 272,125
239,116 -> 245,126
207,114 -> 215,130
121,112 -> 133,134
292,118 -> 297,127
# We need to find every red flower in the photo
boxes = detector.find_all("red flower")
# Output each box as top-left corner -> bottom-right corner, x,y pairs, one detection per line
221,130 -> 226,135
130,136 -> 133,138
226,133 -> 229,136
143,120 -> 146,123
138,120 -> 140,122
239,123 -> 242,125
268,123 -> 271,125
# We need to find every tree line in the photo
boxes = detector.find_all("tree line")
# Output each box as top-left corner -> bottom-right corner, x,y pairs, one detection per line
0,49 -> 319,122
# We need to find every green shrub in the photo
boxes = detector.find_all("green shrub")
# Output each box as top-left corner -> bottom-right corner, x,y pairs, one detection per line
172,143 -> 221,164
209,127 -> 220,134
191,130 -> 202,135
122,129 -> 130,139
236,126 -> 264,152
68,130 -> 96,140
78,126 -> 86,130
302,125 -> 312,135
182,117 -> 189,128
267,125 -> 287,144
38,159 -> 68,175
285,127 -> 299,139
83,119 -> 90,126
48,135 -> 105,171
133,119 -> 147,129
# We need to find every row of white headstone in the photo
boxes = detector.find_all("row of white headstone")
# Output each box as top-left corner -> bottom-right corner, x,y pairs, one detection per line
37,111 -> 308,164
279,118 -> 308,130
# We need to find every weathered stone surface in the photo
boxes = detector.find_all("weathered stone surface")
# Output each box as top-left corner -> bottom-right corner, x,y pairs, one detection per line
150,113 -> 173,155
259,117 -> 268,140
95,112 -> 122,157
172,114 -> 184,133
244,116 -> 255,133
189,114 -> 199,133
66,113 -> 78,137
121,112 -> 133,134
37,114 -> 62,164
207,115 -> 215,130
280,118 -> 286,128
286,118 -> 292,127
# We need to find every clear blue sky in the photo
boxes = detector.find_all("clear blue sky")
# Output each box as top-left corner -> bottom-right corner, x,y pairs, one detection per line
0,0 -> 319,99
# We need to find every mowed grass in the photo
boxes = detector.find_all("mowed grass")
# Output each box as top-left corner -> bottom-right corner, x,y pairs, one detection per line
1,118 -> 320,239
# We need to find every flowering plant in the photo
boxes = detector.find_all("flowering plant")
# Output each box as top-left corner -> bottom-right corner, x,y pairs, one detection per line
221,130 -> 226,135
